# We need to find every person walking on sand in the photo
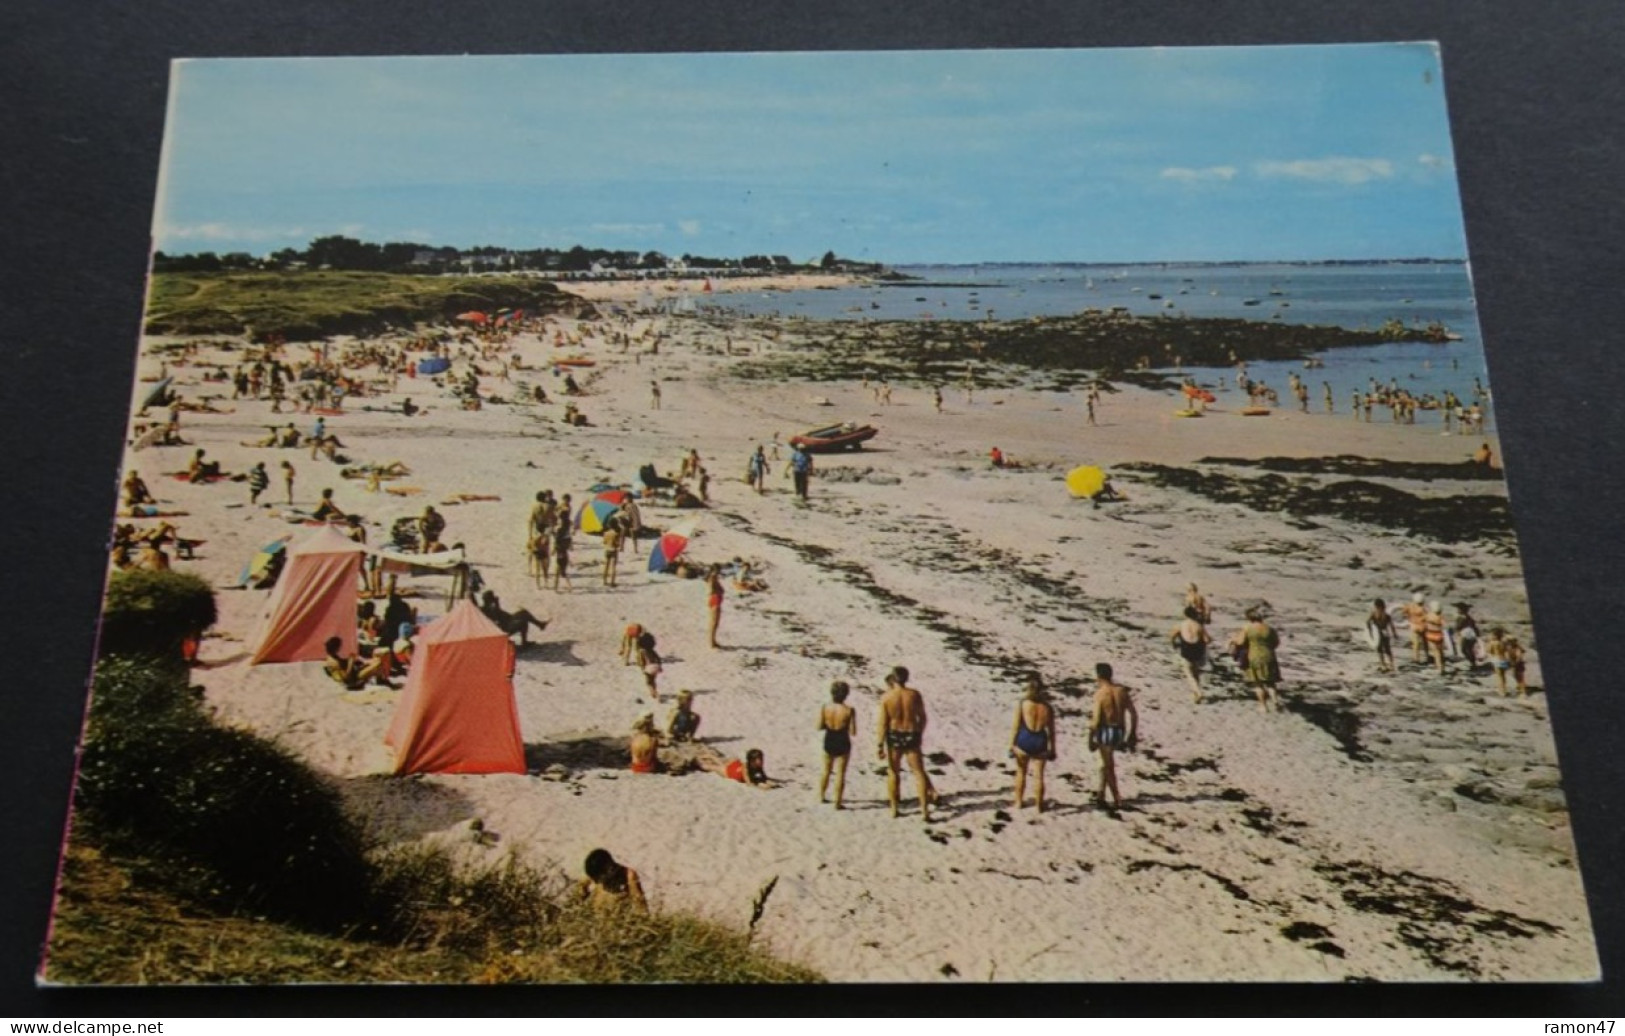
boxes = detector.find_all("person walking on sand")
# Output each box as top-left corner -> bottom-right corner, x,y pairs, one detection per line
933,385 -> 943,413
877,666 -> 934,821
1170,606 -> 1213,703
248,461 -> 269,506
704,564 -> 724,649
650,379 -> 662,410
1088,663 -> 1138,810
790,443 -> 813,501
636,631 -> 663,701
1368,598 -> 1398,673
817,680 -> 857,809
1231,607 -> 1282,713
1504,635 -> 1529,697
1010,673 -> 1056,812
1403,591 -> 1429,665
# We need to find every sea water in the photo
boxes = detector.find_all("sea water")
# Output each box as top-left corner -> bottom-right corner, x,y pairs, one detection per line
685,262 -> 1493,431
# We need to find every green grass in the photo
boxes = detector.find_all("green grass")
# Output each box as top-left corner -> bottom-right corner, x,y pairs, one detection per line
144,270 -> 592,340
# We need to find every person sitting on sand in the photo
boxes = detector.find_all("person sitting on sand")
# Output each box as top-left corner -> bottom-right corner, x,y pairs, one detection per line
187,448 -> 222,483
135,539 -> 171,572
121,470 -> 155,509
630,713 -> 661,773
817,681 -> 856,809
1090,478 -> 1125,509
1010,673 -> 1056,812
1170,606 -> 1213,704
1368,598 -> 1397,673
578,848 -> 648,913
323,635 -> 396,691
390,622 -> 415,673
877,666 -> 935,822
478,589 -> 549,646
732,561 -> 768,593
636,631 -> 663,700
312,488 -> 347,522
672,483 -> 705,509
1088,662 -> 1138,810
666,689 -> 701,742
419,505 -> 446,553
401,397 -> 419,417
278,423 -> 302,448
989,446 -> 1022,469
356,601 -> 384,656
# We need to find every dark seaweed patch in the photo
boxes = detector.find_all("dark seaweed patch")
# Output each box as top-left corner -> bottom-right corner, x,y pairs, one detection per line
1126,859 -> 1252,902
1203,455 -> 1504,484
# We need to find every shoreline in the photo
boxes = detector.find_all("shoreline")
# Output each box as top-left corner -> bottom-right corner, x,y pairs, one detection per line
71,294 -> 1595,982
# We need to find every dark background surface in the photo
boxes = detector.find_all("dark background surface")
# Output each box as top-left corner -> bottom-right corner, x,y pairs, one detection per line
2,0 -> 1621,1016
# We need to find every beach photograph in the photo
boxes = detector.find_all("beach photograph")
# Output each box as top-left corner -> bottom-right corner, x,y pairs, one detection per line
36,45 -> 1603,985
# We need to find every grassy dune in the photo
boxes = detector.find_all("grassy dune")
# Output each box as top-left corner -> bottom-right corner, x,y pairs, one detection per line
144,271 -> 596,340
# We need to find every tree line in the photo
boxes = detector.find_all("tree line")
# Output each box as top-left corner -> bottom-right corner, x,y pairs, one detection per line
154,236 -> 881,276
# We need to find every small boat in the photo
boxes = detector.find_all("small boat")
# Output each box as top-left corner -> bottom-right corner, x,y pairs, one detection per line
1242,298 -> 1262,306
555,356 -> 597,367
791,422 -> 880,453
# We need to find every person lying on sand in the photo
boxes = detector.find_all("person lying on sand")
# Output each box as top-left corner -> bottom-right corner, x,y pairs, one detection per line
578,848 -> 648,913
478,590 -> 549,646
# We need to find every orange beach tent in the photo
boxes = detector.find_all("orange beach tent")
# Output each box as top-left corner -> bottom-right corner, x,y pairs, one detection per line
248,524 -> 364,664
385,599 -> 526,775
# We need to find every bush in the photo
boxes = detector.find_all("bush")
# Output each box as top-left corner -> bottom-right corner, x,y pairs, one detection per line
98,568 -> 218,660
76,657 -> 372,930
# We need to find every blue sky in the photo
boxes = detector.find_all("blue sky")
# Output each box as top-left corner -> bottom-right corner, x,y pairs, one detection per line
155,45 -> 1467,263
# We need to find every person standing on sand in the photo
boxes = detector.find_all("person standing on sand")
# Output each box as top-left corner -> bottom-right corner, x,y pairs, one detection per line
1085,394 -> 1096,426
817,681 -> 857,809
1504,636 -> 1529,697
1368,598 -> 1397,673
790,443 -> 813,501
877,666 -> 934,821
1423,600 -> 1448,674
933,385 -> 943,413
248,461 -> 269,506
748,446 -> 767,493
601,521 -> 623,588
1403,591 -> 1428,665
704,564 -> 724,649
1010,673 -> 1056,812
1088,663 -> 1138,810
1231,608 -> 1283,713
650,379 -> 662,410
550,518 -> 574,592
1170,607 -> 1213,703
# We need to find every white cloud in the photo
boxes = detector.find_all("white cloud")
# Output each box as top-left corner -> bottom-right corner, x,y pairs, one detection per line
1254,157 -> 1394,185
160,221 -> 308,243
1160,166 -> 1237,183
678,219 -> 702,236
1418,153 -> 1449,169
589,222 -> 665,236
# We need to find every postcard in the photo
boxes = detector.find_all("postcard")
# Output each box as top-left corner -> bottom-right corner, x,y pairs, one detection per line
40,46 -> 1600,984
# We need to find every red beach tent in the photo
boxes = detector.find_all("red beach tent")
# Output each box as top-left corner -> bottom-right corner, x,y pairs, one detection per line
248,524 -> 365,665
385,599 -> 526,775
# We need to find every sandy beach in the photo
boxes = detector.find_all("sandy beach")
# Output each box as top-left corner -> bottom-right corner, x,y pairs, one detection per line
105,276 -> 1595,982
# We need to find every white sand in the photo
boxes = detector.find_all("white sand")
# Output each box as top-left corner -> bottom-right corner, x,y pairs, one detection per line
115,279 -> 1596,981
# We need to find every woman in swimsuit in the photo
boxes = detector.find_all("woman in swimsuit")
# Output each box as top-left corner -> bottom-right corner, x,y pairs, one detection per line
1009,674 -> 1056,812
629,713 -> 660,773
1231,607 -> 1282,714
1170,606 -> 1213,703
817,681 -> 856,809
704,565 -> 725,649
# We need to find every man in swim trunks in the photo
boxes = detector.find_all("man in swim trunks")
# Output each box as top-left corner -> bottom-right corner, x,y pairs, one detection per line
817,680 -> 856,809
877,666 -> 933,821
1010,673 -> 1056,812
1089,662 -> 1139,811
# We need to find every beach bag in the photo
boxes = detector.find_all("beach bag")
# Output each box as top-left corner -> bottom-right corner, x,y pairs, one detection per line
1231,641 -> 1248,669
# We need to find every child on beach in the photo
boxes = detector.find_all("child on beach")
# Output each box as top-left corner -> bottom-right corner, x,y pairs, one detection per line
579,849 -> 648,913
636,631 -> 663,700
667,689 -> 701,742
